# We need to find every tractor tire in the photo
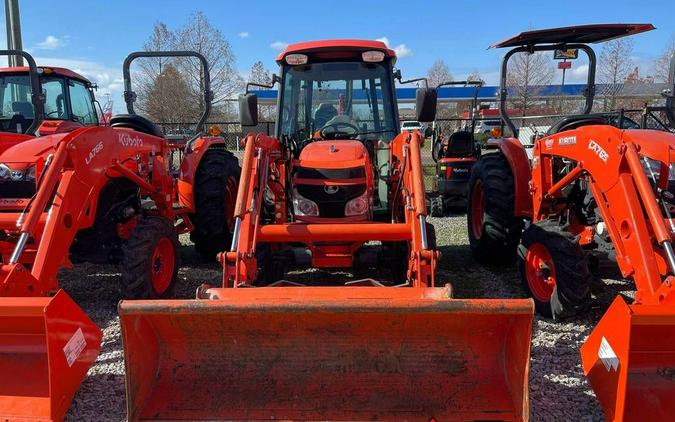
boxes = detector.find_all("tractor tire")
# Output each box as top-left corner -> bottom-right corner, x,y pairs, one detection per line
191,149 -> 241,261
429,196 -> 444,217
518,220 -> 591,320
467,153 -> 524,264
120,216 -> 180,299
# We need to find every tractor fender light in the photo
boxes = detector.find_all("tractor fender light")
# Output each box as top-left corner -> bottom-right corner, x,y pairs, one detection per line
208,125 -> 222,137
490,127 -> 502,138
285,54 -> 308,65
362,51 -> 385,63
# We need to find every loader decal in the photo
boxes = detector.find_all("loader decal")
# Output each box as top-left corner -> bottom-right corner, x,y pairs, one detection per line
63,327 -> 87,367
588,139 -> 609,163
119,132 -> 144,147
598,336 -> 619,371
85,141 -> 104,165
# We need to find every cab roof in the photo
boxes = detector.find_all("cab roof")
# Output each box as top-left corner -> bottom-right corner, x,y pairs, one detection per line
0,66 -> 91,84
490,23 -> 655,48
276,39 -> 396,63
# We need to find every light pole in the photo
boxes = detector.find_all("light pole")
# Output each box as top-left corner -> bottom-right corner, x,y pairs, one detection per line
4,0 -> 24,66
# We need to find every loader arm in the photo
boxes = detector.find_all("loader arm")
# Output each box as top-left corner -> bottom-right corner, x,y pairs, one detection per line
530,125 -> 675,421
530,126 -> 675,304
1,126 -> 173,296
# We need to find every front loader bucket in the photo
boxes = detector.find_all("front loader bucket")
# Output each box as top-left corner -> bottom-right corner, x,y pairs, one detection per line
0,289 -> 102,422
120,287 -> 534,421
581,296 -> 675,421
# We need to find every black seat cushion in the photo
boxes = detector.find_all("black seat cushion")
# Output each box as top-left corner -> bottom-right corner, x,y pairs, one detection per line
443,131 -> 474,158
110,114 -> 163,138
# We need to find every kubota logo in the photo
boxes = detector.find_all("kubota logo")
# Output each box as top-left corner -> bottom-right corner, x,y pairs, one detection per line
119,133 -> 144,147
85,141 -> 104,165
588,140 -> 608,163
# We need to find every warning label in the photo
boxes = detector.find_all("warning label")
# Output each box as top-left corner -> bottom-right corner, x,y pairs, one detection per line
598,336 -> 619,371
63,328 -> 86,367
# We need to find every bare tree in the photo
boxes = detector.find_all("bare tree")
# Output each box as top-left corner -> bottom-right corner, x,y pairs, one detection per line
598,39 -> 635,111
136,14 -> 244,125
174,12 -> 244,117
466,70 -> 485,84
248,61 -> 274,120
426,60 -> 453,88
143,64 -> 198,124
506,52 -> 554,116
654,36 -> 675,83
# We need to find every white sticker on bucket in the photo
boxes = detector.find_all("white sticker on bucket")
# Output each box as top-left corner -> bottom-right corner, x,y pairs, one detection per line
63,328 -> 86,367
598,336 -> 619,371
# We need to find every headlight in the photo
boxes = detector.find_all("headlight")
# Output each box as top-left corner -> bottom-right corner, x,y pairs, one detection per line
345,192 -> 370,216
292,189 -> 319,217
0,164 -> 36,182
0,164 -> 10,181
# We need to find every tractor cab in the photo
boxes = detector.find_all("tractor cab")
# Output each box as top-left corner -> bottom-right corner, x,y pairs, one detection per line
0,50 -> 98,152
241,40 -> 434,221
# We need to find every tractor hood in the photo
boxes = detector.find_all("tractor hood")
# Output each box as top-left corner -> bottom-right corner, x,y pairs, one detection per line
298,140 -> 368,164
0,132 -> 67,166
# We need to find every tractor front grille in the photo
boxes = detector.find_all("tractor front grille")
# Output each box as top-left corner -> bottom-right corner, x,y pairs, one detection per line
295,165 -> 366,218
0,181 -> 36,199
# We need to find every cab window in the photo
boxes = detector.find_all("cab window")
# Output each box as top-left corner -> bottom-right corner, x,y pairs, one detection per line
68,80 -> 97,125
42,78 -> 67,119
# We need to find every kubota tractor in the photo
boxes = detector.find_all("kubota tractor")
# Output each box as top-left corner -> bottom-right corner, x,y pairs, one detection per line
119,40 -> 534,421
467,24 -> 675,420
428,80 -> 483,216
0,50 -> 100,154
0,51 -> 239,422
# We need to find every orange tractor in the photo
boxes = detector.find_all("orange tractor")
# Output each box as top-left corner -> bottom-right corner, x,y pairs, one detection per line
0,50 -> 101,153
119,40 -> 534,421
468,24 -> 675,420
0,51 -> 239,421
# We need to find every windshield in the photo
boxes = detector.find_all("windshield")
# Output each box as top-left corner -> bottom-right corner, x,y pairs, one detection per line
0,74 -> 33,119
278,61 -> 397,142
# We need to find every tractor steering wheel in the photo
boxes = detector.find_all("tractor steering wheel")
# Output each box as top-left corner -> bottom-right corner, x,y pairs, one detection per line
319,120 -> 360,140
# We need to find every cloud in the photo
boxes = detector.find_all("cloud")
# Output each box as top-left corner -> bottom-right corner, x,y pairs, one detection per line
239,32 -> 250,39
34,35 -> 65,50
270,41 -> 289,50
375,37 -> 412,58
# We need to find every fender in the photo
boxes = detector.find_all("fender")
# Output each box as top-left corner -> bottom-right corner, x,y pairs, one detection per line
486,137 -> 532,217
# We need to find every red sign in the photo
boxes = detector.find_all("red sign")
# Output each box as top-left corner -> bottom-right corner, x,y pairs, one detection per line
558,61 -> 572,70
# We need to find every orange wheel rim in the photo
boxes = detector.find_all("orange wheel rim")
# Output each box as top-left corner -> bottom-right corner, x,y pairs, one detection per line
151,237 -> 174,294
525,243 -> 556,302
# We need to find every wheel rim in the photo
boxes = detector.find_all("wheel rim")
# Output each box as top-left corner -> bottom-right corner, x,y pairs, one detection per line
524,243 -> 556,302
470,180 -> 484,239
151,237 -> 175,294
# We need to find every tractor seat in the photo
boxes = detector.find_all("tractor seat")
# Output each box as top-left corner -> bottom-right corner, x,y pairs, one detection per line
442,131 -> 474,158
110,114 -> 164,138
546,114 -> 613,135
12,101 -> 35,118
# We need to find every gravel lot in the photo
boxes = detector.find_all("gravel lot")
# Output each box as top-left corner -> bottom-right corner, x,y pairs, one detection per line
60,213 -> 631,421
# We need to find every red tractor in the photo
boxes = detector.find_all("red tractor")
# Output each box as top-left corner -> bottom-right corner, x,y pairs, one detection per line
0,51 -> 239,422
428,80 -> 483,216
118,40 -> 533,421
468,24 -> 675,420
0,50 -> 100,153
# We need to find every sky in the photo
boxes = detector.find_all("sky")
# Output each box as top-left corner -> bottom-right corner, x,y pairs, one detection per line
3,0 -> 674,112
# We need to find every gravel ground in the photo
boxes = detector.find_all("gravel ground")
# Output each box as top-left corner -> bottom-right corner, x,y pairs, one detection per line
60,214 -> 632,421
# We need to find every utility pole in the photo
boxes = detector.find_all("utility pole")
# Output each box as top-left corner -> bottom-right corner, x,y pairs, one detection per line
4,0 -> 24,66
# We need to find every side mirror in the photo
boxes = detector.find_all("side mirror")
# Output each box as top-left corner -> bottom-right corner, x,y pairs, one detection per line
415,88 -> 437,123
424,126 -> 433,138
239,93 -> 258,127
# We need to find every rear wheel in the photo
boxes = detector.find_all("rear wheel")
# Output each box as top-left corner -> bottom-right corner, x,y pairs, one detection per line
120,216 -> 180,299
429,195 -> 444,217
467,153 -> 524,264
518,220 -> 591,319
191,149 -> 241,260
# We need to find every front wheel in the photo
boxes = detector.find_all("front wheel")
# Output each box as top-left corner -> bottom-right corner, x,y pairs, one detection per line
518,220 -> 591,319
120,216 -> 180,299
